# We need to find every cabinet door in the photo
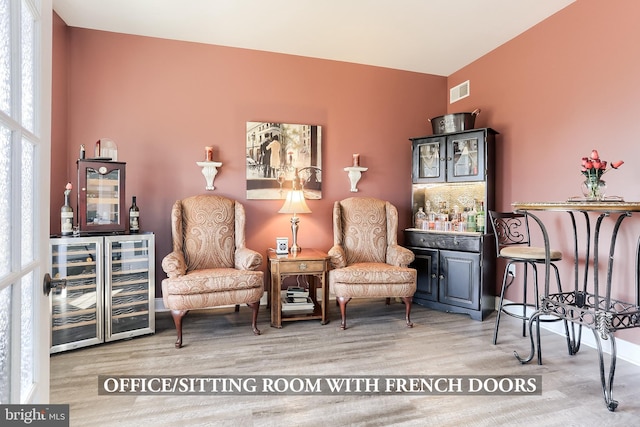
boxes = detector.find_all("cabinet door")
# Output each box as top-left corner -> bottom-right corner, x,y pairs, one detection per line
78,160 -> 126,233
49,237 -> 104,353
409,248 -> 439,302
439,250 -> 480,310
446,130 -> 486,182
412,136 -> 446,183
105,234 -> 155,341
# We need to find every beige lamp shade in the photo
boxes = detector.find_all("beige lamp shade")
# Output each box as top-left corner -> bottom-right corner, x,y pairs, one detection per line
278,190 -> 312,214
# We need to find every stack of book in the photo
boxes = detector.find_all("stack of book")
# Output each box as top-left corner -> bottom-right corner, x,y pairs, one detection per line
281,286 -> 314,312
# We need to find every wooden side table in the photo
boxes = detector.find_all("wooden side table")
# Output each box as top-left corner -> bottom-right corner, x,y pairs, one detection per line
267,248 -> 330,328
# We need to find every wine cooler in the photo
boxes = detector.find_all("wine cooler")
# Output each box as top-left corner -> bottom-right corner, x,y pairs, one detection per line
49,233 -> 155,353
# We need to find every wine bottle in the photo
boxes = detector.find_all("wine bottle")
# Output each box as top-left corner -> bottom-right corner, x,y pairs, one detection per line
129,196 -> 140,233
476,201 -> 485,233
61,194 -> 73,236
466,201 -> 477,233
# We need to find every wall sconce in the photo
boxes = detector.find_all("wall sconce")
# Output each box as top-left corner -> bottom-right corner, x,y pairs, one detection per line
344,153 -> 367,192
278,182 -> 312,254
196,146 -> 222,190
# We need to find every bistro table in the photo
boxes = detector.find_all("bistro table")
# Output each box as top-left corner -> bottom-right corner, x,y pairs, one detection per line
511,200 -> 640,411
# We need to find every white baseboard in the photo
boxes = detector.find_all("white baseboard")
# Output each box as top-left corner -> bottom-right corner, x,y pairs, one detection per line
498,298 -> 640,367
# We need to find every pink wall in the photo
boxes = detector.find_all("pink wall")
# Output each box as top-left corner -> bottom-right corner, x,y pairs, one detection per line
51,13 -> 446,297
449,0 -> 640,344
53,0 -> 640,346
51,13 -> 69,224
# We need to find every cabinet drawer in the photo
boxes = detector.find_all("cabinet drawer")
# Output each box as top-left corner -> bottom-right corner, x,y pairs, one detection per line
277,260 -> 325,274
405,230 -> 481,252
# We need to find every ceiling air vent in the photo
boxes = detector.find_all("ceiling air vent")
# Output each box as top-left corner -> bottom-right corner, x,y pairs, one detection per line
450,80 -> 470,104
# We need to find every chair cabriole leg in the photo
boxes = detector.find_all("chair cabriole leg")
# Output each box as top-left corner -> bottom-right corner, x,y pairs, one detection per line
248,301 -> 261,335
337,296 -> 351,330
171,309 -> 188,349
402,296 -> 413,328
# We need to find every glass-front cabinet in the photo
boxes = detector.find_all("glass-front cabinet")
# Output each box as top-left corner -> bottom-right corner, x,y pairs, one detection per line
49,233 -> 155,353
406,128 -> 498,321
412,129 -> 487,184
77,159 -> 126,233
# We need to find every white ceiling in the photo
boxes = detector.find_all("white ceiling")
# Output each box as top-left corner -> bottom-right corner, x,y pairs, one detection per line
52,0 -> 575,76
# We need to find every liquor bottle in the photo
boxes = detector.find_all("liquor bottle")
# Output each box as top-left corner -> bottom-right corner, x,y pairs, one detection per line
452,205 -> 460,230
426,202 -> 436,230
460,207 -> 469,232
129,196 -> 140,233
61,188 -> 73,236
466,201 -> 477,233
476,201 -> 485,233
414,207 -> 427,229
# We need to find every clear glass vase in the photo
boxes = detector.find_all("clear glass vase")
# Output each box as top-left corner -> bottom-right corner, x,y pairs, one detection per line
581,177 -> 607,201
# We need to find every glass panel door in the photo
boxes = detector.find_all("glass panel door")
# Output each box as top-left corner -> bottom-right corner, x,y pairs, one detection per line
86,166 -> 120,225
49,237 -> 103,353
447,131 -> 486,182
412,136 -> 446,183
105,234 -> 155,341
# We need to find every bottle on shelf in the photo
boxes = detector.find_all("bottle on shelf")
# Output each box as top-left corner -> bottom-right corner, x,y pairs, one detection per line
61,183 -> 74,236
452,205 -> 460,226
129,196 -> 140,233
476,200 -> 485,233
466,201 -> 477,233
426,202 -> 436,230
459,207 -> 468,232
414,207 -> 427,229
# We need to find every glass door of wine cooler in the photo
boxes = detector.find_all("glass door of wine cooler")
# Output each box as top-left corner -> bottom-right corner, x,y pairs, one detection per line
49,237 -> 104,353
105,234 -> 155,341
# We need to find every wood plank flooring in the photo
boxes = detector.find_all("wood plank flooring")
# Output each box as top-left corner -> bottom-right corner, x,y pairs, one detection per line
50,300 -> 640,426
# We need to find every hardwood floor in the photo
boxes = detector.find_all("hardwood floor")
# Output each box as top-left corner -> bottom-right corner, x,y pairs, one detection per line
50,300 -> 640,426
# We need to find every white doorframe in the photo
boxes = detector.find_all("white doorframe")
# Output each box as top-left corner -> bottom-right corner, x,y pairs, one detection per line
0,0 -> 52,404
34,0 -> 53,404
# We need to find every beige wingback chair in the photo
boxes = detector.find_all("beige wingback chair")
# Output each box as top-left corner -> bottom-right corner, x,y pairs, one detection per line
328,197 -> 417,329
161,195 -> 263,348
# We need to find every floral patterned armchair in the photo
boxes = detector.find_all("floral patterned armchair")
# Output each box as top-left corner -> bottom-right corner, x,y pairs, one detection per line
328,197 -> 417,329
161,195 -> 263,348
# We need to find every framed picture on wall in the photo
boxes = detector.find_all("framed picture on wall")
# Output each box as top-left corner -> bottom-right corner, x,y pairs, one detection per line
245,121 -> 322,200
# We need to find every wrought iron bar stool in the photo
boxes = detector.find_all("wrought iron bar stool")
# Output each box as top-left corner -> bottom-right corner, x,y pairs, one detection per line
488,211 -> 565,345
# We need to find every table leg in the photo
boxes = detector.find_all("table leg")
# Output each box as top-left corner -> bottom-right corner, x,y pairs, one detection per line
321,271 -> 329,325
592,323 -> 619,411
565,313 -> 582,355
270,269 -> 282,329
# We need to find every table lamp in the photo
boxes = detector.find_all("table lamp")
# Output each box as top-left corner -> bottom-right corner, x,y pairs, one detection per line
278,186 -> 311,254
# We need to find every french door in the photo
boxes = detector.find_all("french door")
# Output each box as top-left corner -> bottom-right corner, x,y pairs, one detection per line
0,0 -> 52,403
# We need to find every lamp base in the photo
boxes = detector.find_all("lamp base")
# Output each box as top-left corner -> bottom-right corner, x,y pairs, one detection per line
290,216 -> 301,254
